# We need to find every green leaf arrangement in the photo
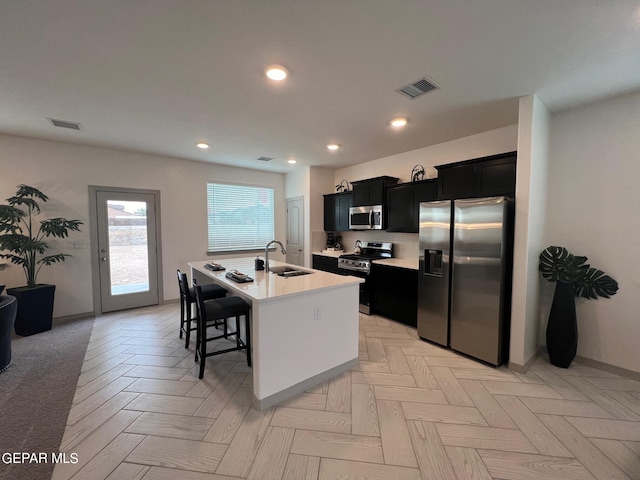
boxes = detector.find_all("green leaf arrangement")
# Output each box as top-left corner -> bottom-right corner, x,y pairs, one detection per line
539,246 -> 619,299
0,184 -> 83,288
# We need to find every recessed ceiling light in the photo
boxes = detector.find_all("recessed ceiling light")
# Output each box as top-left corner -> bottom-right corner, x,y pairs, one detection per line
390,117 -> 408,128
287,159 -> 297,164
266,65 -> 288,81
327,144 -> 340,151
196,142 -> 209,149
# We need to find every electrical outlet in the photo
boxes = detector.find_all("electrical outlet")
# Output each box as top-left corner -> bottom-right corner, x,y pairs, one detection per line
313,306 -> 321,321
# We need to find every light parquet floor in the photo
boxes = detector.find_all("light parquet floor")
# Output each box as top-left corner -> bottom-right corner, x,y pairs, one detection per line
52,303 -> 640,480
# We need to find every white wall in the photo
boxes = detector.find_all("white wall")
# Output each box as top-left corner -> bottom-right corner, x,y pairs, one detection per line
285,166 -> 335,265
545,92 -> 640,372
309,167 -> 335,254
284,166 -> 310,267
333,125 -> 518,185
309,167 -> 334,231
0,134 -> 286,317
510,95 -> 551,370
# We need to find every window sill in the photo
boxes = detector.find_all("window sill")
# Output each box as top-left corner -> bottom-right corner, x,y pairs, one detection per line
207,247 -> 276,256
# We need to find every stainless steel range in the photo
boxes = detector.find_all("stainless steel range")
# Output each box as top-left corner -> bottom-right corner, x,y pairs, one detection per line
338,241 -> 393,314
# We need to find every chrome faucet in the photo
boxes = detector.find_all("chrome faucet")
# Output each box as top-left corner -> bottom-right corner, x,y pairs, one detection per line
265,240 -> 286,272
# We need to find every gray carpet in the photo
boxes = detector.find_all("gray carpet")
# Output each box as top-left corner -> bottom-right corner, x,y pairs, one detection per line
0,316 -> 95,480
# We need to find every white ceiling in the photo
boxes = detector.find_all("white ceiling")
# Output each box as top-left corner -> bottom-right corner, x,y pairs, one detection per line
1,1 -> 639,173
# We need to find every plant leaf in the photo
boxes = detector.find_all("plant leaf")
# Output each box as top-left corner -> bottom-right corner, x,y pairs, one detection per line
539,246 -> 590,283
0,205 -> 25,225
15,184 -> 48,202
0,253 -> 26,266
0,222 -> 21,234
575,267 -> 619,299
38,253 -> 70,265
7,196 -> 41,214
40,218 -> 83,238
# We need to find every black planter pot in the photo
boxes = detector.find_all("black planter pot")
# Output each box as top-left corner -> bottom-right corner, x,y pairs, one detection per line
6,284 -> 56,336
546,281 -> 577,368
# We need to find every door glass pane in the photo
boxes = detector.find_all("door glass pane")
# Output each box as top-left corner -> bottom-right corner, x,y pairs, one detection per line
107,200 -> 149,295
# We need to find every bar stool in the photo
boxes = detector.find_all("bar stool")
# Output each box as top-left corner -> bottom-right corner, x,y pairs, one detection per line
193,283 -> 251,379
177,269 -> 227,348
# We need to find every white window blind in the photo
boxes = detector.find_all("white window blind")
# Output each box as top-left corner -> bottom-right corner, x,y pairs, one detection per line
206,182 -> 275,252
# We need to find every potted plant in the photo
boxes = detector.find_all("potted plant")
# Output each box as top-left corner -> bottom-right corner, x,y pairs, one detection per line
0,185 -> 83,336
539,246 -> 619,368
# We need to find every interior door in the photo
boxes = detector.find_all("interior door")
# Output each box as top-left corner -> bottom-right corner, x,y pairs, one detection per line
285,196 -> 304,266
94,189 -> 160,312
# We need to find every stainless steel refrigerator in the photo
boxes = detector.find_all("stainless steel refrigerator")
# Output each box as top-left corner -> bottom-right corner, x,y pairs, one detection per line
417,196 -> 514,366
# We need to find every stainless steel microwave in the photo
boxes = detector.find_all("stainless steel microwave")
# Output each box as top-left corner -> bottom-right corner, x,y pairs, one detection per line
349,205 -> 383,230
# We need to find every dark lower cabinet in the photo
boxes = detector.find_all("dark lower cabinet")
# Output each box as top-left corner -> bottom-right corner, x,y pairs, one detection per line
436,152 -> 516,200
312,254 -> 341,275
371,264 -> 417,327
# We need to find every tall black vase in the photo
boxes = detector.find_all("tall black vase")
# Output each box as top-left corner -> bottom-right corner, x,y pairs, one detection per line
546,281 -> 577,368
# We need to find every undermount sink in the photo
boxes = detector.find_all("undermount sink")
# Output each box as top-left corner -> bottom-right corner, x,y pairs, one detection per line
269,266 -> 313,277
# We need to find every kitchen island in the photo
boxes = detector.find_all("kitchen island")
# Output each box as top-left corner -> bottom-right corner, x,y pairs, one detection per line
189,258 -> 363,410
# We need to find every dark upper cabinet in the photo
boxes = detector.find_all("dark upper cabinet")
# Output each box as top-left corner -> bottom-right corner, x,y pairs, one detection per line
436,162 -> 476,200
476,155 -> 517,196
386,179 -> 437,233
436,152 -> 516,200
386,184 -> 413,232
351,176 -> 398,206
323,191 -> 352,232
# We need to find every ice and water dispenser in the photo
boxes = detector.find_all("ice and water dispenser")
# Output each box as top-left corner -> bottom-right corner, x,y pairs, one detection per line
423,249 -> 443,277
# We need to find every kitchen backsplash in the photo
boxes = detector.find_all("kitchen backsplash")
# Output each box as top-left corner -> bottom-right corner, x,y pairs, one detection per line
313,229 -> 418,260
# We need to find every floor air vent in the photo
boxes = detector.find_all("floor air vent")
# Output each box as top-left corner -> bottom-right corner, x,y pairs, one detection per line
47,118 -> 82,130
397,77 -> 439,99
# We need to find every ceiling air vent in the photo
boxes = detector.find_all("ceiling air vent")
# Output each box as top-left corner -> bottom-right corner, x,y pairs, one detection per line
47,118 -> 82,130
256,156 -> 274,162
397,76 -> 439,100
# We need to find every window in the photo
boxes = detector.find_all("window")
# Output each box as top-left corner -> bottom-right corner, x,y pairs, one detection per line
206,182 -> 275,252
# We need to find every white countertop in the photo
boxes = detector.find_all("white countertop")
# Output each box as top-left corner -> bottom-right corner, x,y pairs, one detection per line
373,257 -> 419,270
190,258 -> 363,303
312,250 -> 344,258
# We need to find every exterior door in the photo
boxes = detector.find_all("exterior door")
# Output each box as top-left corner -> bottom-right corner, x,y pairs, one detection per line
285,196 -> 304,266
93,188 -> 160,313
